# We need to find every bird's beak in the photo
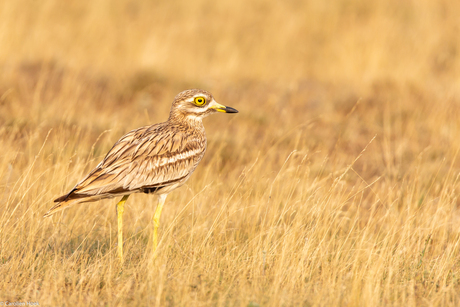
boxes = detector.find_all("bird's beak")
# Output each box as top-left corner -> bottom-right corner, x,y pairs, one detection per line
210,101 -> 239,113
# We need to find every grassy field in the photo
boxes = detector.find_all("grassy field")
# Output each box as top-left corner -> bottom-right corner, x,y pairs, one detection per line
1,0 -> 460,306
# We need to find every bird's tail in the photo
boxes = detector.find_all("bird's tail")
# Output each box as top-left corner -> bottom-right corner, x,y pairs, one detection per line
44,189 -> 128,217
43,198 -> 82,217
44,189 -> 90,217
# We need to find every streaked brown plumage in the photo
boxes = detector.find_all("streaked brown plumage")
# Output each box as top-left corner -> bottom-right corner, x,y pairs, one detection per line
44,89 -> 238,262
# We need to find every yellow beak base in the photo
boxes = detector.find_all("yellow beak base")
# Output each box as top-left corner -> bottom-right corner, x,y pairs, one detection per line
211,102 -> 238,113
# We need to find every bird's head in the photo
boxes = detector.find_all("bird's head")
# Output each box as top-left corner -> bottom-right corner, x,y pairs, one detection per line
169,89 -> 238,122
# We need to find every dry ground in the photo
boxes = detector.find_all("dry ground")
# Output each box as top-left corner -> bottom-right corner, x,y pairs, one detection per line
1,0 -> 460,306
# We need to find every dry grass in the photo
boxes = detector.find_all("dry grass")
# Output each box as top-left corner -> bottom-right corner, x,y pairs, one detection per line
1,0 -> 460,306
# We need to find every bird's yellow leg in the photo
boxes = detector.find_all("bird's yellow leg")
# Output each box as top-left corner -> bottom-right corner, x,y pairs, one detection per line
153,194 -> 167,254
117,195 -> 129,263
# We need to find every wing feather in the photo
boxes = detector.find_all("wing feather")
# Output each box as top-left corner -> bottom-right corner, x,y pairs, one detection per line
63,123 -> 206,199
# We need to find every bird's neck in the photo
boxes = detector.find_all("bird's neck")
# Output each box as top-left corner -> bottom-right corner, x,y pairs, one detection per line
168,111 -> 206,133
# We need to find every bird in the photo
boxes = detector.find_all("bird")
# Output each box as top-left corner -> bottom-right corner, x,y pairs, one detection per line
44,89 -> 238,263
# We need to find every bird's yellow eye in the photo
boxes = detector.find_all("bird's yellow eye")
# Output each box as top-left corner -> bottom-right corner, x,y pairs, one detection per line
194,96 -> 206,106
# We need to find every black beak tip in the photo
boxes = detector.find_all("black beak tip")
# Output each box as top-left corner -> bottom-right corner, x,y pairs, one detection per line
225,106 -> 239,113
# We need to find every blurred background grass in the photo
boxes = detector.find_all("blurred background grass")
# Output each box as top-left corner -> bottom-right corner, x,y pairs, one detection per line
1,0 -> 460,306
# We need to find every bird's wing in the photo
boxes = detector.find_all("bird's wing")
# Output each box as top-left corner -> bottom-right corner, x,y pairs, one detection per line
61,123 -> 206,199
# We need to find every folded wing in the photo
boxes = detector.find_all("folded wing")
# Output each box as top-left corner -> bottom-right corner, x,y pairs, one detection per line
44,123 -> 206,216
